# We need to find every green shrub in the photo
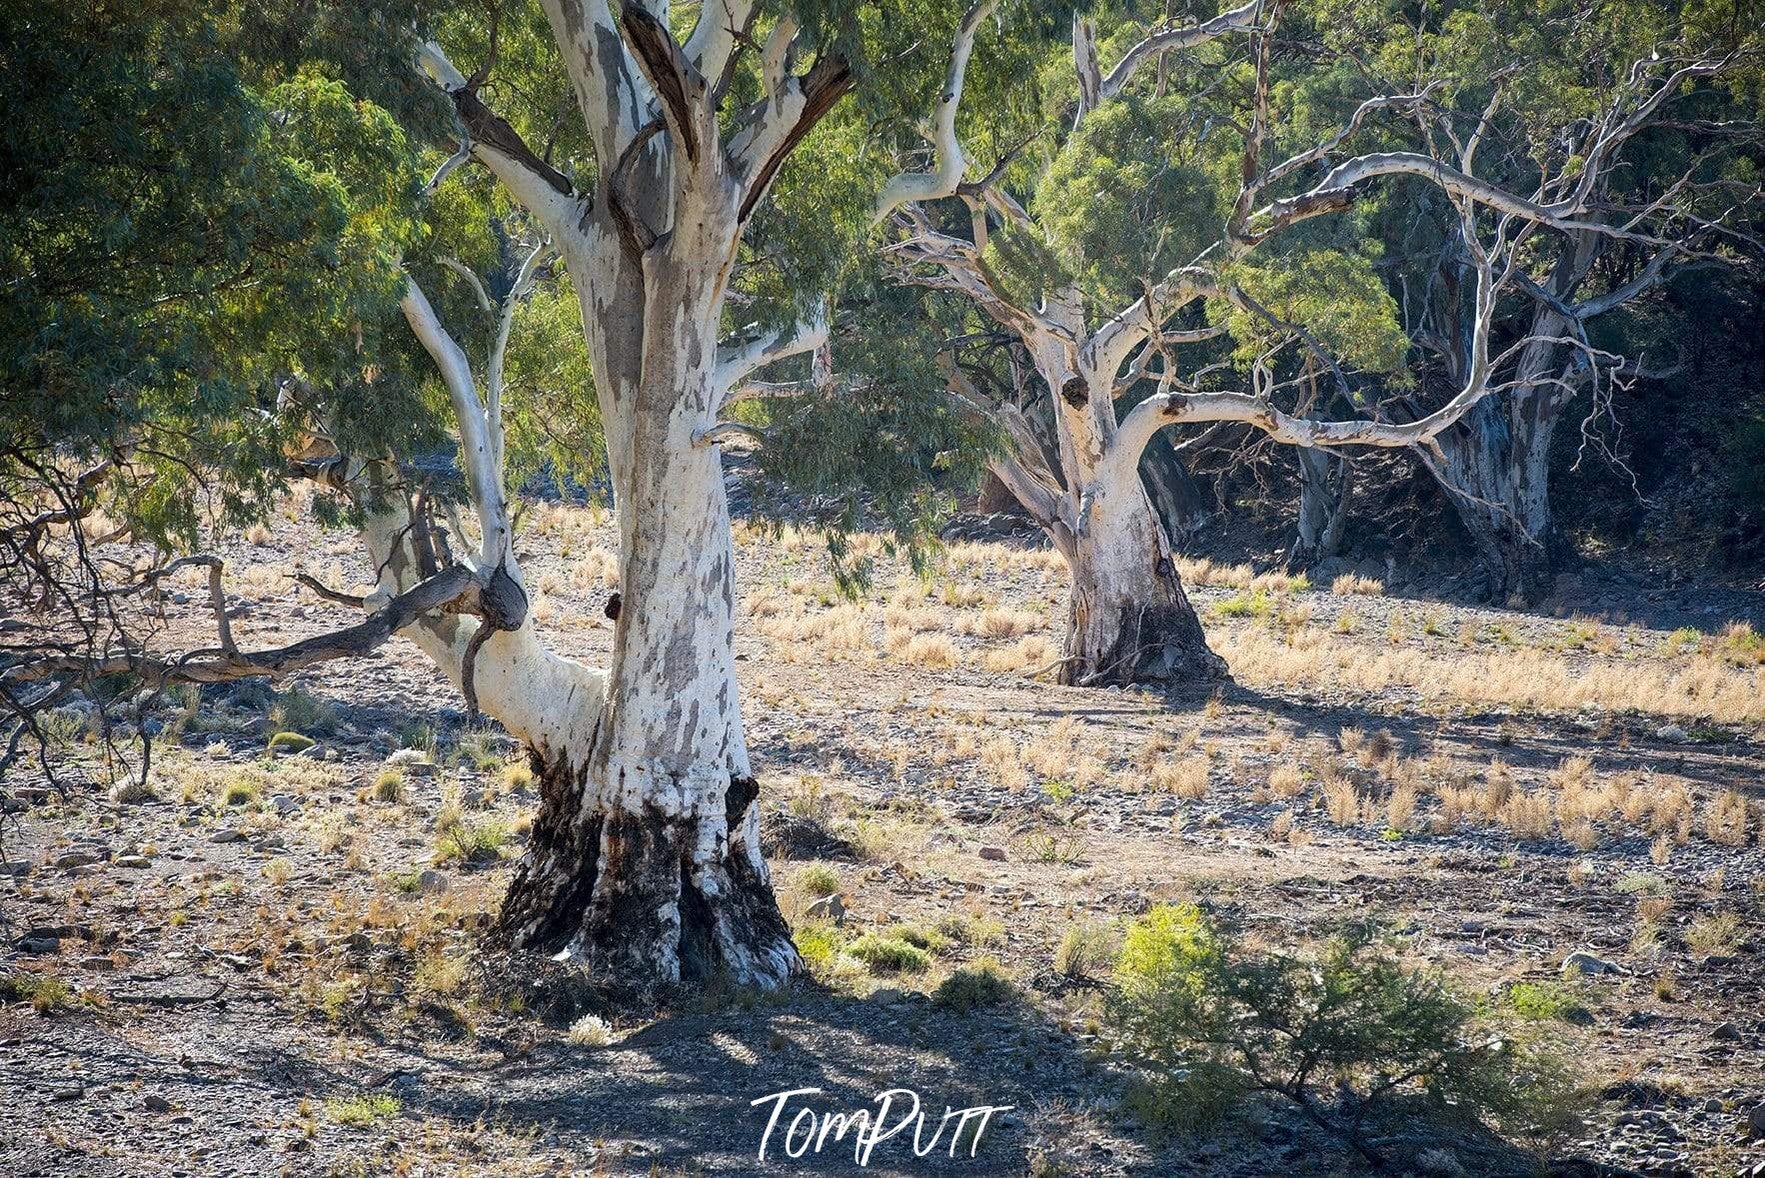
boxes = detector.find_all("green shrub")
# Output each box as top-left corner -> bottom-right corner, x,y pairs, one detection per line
894,923 -> 949,954
371,770 -> 404,802
0,973 -> 71,1014
324,1093 -> 399,1126
266,731 -> 315,753
1505,981 -> 1583,1022
269,686 -> 337,737
1054,920 -> 1116,979
434,816 -> 509,865
794,924 -> 846,972
1214,590 -> 1275,619
933,958 -> 1015,1012
846,933 -> 931,974
219,775 -> 260,806
451,727 -> 505,772
1107,904 -> 1580,1161
798,864 -> 841,899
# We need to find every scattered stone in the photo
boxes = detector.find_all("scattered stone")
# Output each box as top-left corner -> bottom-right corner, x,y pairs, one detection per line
1713,1022 -> 1743,1042
387,748 -> 432,768
416,869 -> 449,896
114,855 -> 150,869
210,829 -> 244,844
54,850 -> 100,871
1704,1098 -> 1724,1113
978,846 -> 1007,862
142,1094 -> 175,1113
1748,1104 -> 1765,1138
805,893 -> 846,924
270,794 -> 300,816
15,935 -> 59,955
1655,723 -> 1690,743
1562,950 -> 1624,976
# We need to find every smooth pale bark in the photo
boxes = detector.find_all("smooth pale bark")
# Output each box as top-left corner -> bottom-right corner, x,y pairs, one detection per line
1288,447 -> 1350,571
1027,308 -> 1224,687
411,9 -> 814,987
1063,470 -> 1224,686
496,234 -> 794,987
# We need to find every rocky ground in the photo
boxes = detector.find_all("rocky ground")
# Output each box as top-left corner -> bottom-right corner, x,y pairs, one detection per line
4,491 -> 1765,1177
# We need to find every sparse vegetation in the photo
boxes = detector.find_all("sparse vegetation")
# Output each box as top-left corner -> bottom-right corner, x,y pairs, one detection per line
1107,905 -> 1580,1160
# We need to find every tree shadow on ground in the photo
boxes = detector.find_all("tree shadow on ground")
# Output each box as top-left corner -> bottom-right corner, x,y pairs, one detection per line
5,975 -> 1569,1177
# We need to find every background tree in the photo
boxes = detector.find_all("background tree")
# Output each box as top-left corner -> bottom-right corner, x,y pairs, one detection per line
861,0 -> 1757,685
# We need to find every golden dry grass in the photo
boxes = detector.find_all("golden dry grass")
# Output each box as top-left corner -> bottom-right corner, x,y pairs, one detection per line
1225,628 -> 1765,723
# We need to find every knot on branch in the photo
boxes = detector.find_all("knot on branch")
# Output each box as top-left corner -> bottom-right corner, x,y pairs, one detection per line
460,561 -> 529,722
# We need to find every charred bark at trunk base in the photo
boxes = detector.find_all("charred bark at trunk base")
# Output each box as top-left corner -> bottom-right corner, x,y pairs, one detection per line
499,757 -> 796,991
1059,481 -> 1228,688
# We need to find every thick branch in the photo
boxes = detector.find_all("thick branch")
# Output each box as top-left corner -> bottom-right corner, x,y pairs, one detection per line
10,567 -> 478,686
1093,0 -> 1263,109
870,0 -> 998,224
713,309 -> 829,408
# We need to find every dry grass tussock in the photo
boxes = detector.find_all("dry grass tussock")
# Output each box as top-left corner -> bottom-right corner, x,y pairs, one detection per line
1176,557 -> 1309,594
1226,628 -> 1765,723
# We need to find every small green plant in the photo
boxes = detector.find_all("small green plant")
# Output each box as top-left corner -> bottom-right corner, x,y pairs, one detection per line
1505,981 -> 1583,1022
1687,910 -> 1742,957
434,816 -> 509,865
1616,872 -> 1671,897
846,933 -> 931,974
932,958 -> 1015,1012
798,864 -> 841,899
371,770 -> 404,802
398,720 -> 437,754
893,923 -> 949,954
266,731 -> 315,753
451,727 -> 505,772
1106,905 -> 1580,1161
794,924 -> 847,972
1054,920 -> 1116,979
324,1093 -> 399,1127
0,973 -> 71,1014
219,775 -> 260,806
1214,590 -> 1275,619
1017,827 -> 1087,864
270,686 -> 338,737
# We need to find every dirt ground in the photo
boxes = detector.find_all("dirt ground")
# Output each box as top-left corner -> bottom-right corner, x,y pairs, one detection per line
4,494 -> 1765,1177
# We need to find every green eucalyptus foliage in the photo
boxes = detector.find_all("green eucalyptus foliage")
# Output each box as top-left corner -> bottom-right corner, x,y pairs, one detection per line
0,2 -> 429,548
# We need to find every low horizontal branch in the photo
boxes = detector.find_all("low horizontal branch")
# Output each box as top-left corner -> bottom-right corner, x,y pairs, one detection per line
7,566 -> 478,687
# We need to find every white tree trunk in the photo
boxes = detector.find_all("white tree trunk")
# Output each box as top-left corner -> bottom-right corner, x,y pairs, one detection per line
1023,325 -> 1225,688
1061,470 -> 1224,686
1288,446 -> 1350,571
496,228 -> 796,990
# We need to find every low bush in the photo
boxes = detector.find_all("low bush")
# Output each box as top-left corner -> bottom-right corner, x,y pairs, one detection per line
933,958 -> 1015,1012
1106,904 -> 1580,1165
846,933 -> 931,974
